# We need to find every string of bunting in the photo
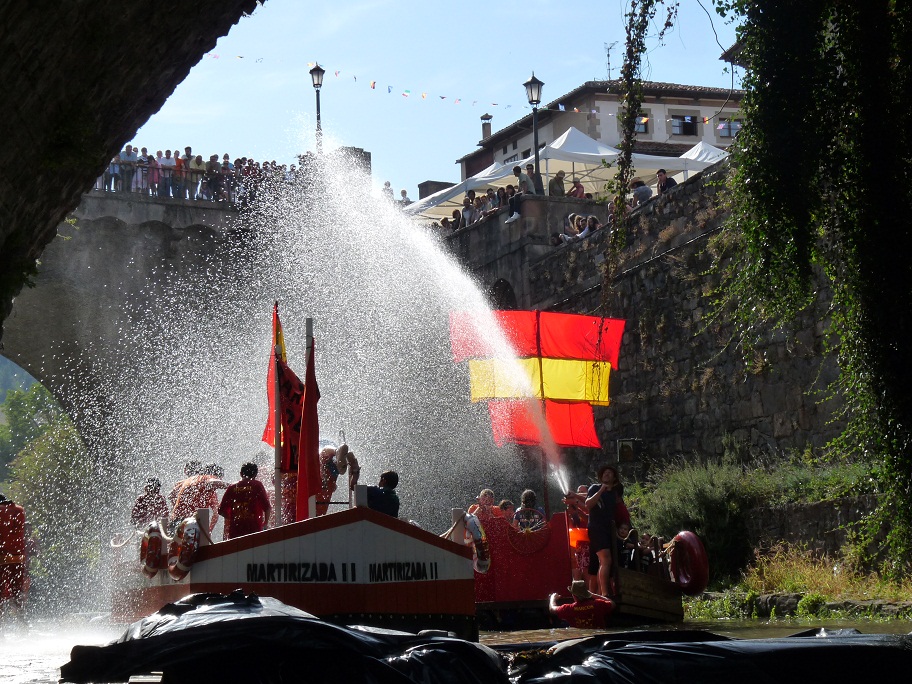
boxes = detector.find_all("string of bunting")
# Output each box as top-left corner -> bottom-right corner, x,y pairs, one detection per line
204,54 -> 739,128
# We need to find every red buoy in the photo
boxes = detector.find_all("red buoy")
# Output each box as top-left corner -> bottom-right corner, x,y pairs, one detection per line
669,531 -> 709,595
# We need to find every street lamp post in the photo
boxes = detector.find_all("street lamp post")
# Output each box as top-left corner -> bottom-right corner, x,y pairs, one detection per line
524,73 -> 544,179
310,63 -> 326,155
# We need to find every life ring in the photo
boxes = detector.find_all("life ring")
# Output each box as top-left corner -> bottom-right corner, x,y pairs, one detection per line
139,522 -> 165,578
668,530 -> 709,595
464,514 -> 491,574
167,518 -> 200,582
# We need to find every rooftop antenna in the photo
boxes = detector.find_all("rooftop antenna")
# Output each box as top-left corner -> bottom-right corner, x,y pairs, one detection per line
605,41 -> 618,80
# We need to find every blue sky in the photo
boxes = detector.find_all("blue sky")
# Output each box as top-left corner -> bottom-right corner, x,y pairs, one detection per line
134,0 -> 741,197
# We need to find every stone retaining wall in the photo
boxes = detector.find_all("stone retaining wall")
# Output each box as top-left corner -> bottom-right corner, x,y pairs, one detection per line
525,164 -> 844,476
747,496 -> 877,558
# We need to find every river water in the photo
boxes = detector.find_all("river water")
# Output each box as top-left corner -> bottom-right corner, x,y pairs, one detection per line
4,616 -> 911,683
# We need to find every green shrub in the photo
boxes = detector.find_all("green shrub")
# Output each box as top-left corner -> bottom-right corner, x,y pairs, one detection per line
636,455 -> 754,582
796,592 -> 828,617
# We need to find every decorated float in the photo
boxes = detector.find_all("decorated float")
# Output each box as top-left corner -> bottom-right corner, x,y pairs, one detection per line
112,307 -> 707,638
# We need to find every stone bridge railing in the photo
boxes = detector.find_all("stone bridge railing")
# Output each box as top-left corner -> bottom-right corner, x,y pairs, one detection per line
73,190 -> 237,231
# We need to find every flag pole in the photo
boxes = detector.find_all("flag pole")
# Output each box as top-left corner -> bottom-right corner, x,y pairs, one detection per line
273,303 -> 283,527
305,317 -> 316,519
535,310 -> 551,518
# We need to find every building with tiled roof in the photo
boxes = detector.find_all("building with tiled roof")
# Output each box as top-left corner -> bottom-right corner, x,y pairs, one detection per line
458,79 -> 744,181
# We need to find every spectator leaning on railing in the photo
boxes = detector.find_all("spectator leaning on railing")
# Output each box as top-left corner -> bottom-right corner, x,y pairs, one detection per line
92,142 -> 313,204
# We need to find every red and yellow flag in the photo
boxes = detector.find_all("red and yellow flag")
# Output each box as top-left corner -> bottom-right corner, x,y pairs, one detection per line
262,302 -> 287,447
449,310 -> 625,448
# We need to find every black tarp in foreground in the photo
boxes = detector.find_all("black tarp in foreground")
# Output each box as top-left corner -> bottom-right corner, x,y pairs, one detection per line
60,591 -> 912,684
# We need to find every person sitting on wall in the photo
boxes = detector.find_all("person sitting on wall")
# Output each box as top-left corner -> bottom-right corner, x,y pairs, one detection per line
131,477 -> 170,527
567,178 -> 586,198
549,580 -> 615,629
560,214 -> 602,244
218,462 -> 272,540
513,489 -> 546,531
657,168 -> 678,195
504,166 -> 535,224
629,177 -> 653,207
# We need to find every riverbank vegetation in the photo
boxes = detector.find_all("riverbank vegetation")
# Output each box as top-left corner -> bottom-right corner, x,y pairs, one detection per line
626,442 -> 876,583
626,447 -> 912,619
686,543 -> 912,621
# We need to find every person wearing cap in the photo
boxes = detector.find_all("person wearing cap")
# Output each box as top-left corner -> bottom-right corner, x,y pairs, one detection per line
567,178 -> 586,199
548,170 -> 567,197
549,580 -> 615,628
131,477 -> 170,527
657,168 -> 678,195
526,163 -> 544,195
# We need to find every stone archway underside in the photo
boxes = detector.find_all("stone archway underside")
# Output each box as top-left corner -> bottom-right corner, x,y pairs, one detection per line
0,0 -> 260,338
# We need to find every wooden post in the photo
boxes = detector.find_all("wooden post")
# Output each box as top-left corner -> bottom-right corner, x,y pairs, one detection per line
305,317 -> 317,520
273,344 -> 282,526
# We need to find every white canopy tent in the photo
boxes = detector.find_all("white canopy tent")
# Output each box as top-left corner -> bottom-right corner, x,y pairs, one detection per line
679,140 -> 729,164
406,128 -> 727,220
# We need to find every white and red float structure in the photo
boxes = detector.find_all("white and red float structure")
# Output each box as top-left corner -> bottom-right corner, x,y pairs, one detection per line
116,496 -> 479,638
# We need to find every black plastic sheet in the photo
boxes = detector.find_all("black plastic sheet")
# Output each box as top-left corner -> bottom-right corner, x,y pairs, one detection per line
61,592 -> 912,684
61,591 -> 507,684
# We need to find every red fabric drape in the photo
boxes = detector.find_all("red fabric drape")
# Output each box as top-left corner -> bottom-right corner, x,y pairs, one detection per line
276,361 -> 304,472
261,303 -> 286,446
295,342 -> 321,522
450,310 -> 625,367
488,400 -> 601,448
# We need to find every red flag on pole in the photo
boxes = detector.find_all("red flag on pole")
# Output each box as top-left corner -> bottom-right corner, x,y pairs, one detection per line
296,340 -> 321,521
262,302 -> 287,447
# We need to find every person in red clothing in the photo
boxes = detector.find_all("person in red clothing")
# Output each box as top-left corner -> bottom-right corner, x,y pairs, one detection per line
218,462 -> 272,540
130,477 -> 170,527
170,462 -> 226,532
0,493 -> 28,616
548,580 -> 615,629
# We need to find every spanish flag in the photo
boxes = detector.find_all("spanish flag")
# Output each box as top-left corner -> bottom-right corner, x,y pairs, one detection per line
450,310 -> 625,448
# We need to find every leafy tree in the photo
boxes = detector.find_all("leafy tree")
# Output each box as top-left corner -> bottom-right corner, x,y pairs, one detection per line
0,356 -> 36,404
0,383 -> 61,477
8,419 -> 102,615
704,1 -> 912,570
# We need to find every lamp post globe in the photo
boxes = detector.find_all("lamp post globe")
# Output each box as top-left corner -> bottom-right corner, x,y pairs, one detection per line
524,73 -> 544,178
310,63 -> 326,154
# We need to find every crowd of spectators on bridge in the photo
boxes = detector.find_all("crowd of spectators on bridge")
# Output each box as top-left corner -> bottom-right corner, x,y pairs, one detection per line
96,144 -> 300,205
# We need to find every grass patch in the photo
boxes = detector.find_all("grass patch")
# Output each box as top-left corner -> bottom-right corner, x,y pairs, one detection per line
684,543 -> 912,621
